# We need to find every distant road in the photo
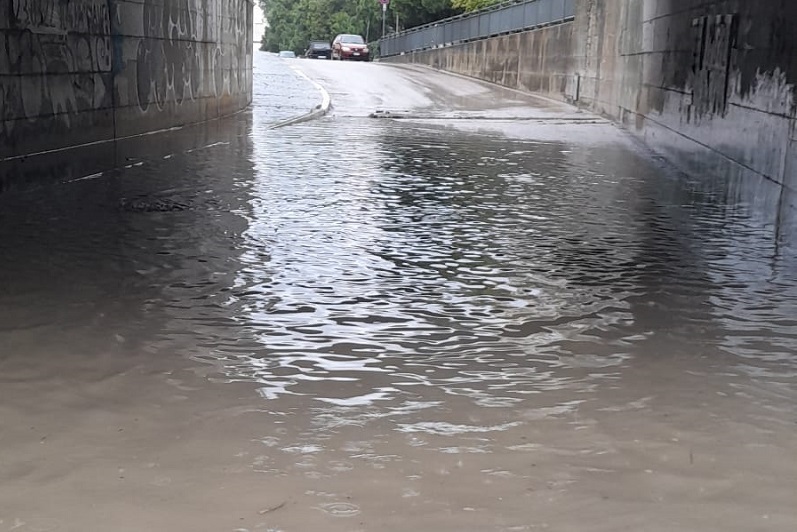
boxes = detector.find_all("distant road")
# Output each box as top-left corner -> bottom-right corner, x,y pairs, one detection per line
291,59 -> 579,120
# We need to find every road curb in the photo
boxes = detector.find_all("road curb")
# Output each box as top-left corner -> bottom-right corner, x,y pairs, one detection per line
269,65 -> 332,130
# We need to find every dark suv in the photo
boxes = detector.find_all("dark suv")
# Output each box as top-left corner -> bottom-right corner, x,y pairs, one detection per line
305,41 -> 332,59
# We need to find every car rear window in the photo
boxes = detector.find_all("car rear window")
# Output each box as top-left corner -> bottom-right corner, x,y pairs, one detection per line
341,35 -> 365,44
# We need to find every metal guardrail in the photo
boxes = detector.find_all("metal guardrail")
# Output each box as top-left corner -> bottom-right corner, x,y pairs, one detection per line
379,0 -> 575,57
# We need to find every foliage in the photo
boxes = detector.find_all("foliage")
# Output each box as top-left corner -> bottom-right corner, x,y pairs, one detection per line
451,0 -> 503,11
390,0 -> 459,29
258,0 -> 461,54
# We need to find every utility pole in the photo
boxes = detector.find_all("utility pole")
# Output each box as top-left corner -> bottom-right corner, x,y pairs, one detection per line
382,3 -> 387,38
379,0 -> 389,38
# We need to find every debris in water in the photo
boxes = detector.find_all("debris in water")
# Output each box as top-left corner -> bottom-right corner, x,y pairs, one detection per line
258,502 -> 286,515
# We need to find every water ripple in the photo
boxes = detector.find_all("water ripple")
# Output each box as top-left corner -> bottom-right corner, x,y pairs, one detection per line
1,54 -> 795,435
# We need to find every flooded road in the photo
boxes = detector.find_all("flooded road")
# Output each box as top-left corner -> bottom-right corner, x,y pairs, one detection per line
1,53 -> 796,531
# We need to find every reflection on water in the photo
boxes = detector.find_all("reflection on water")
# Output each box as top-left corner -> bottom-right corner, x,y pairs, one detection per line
1,54 -> 796,531
206,120 -> 797,412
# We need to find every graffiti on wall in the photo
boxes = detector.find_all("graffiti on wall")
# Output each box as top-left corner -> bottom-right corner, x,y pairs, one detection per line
134,0 -> 251,113
1,0 -> 112,140
11,0 -> 111,35
135,0 -> 205,112
690,14 -> 738,118
1,0 -> 252,158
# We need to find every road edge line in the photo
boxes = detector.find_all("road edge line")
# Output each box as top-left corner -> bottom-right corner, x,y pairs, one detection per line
269,65 -> 332,130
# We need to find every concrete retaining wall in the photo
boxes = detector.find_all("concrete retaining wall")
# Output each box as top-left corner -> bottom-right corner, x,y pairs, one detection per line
389,23 -> 576,102
576,0 -> 796,196
384,0 -> 796,199
0,0 -> 253,191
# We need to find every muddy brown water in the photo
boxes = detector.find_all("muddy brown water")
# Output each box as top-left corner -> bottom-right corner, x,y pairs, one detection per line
1,55 -> 796,531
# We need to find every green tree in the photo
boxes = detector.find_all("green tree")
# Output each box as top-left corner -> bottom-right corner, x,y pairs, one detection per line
259,0 -> 462,53
451,0 -> 503,12
389,0 -> 459,31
